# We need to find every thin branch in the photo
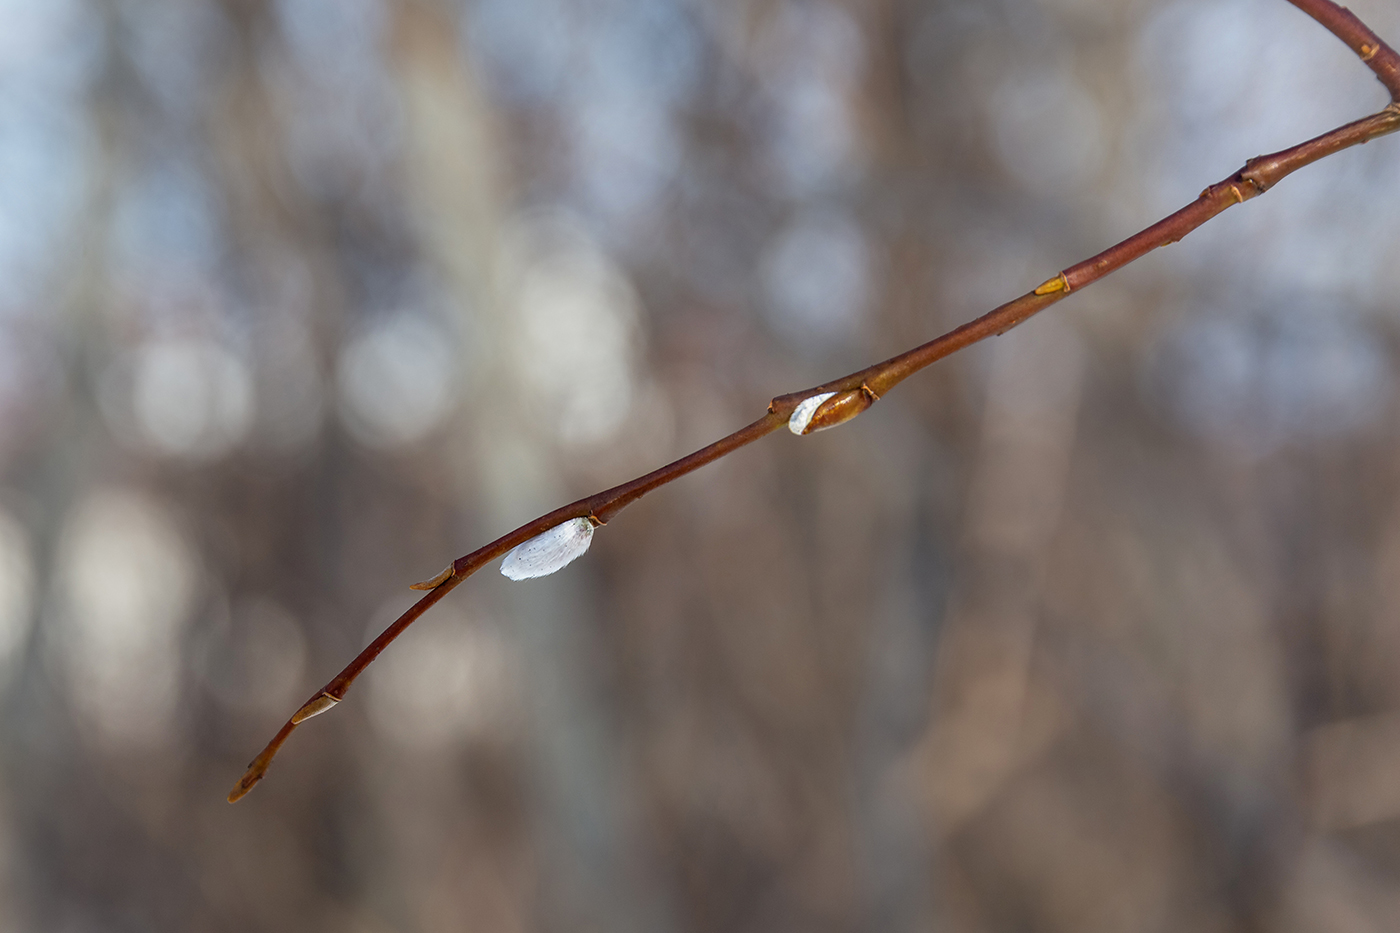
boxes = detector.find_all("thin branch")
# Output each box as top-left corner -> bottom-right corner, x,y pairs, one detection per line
229,0 -> 1400,803
1287,0 -> 1400,99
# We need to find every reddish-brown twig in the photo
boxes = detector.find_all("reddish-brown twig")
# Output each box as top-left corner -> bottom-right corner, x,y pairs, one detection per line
229,0 -> 1400,803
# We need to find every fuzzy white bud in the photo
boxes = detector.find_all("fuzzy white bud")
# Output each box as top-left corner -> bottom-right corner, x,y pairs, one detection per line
788,392 -> 837,435
500,517 -> 595,580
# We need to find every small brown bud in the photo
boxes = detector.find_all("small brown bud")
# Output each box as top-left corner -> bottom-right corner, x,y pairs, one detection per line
789,386 -> 875,435
410,563 -> 455,590
290,693 -> 340,723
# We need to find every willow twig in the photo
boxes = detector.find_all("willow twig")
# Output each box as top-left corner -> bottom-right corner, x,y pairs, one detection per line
229,0 -> 1400,802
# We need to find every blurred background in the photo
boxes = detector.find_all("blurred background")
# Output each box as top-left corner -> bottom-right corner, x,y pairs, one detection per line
2,0 -> 1400,930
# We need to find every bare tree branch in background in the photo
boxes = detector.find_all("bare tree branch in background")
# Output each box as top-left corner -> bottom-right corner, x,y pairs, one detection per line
230,0 -> 1400,803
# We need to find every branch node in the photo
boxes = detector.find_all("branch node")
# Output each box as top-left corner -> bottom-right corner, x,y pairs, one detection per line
1238,164 -> 1270,195
1360,43 -> 1378,62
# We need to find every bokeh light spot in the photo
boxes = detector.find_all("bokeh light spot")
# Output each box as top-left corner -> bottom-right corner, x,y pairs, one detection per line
762,209 -> 871,348
336,314 -> 459,449
506,212 -> 640,447
196,597 -> 307,717
1149,308 -> 1390,454
367,609 -> 513,749
131,338 -> 254,460
990,68 -> 1105,194
0,509 -> 33,686
54,490 -> 196,748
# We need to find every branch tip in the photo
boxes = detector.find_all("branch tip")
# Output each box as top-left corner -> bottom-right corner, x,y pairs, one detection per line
227,766 -> 263,803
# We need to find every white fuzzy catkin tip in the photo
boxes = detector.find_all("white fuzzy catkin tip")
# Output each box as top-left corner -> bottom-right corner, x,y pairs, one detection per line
788,392 -> 836,435
500,517 -> 595,581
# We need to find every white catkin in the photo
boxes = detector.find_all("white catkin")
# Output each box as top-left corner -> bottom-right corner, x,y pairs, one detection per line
788,392 -> 836,435
500,518 -> 595,580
